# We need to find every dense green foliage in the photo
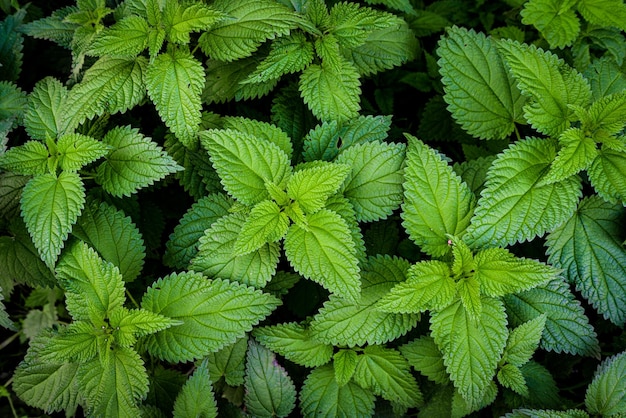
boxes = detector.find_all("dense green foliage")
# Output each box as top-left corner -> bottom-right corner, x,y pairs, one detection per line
0,0 -> 625,416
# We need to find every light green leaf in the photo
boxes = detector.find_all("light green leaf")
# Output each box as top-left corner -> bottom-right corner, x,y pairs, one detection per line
585,350 -> 626,415
95,125 -> 182,197
88,15 -> 149,57
465,137 -> 581,249
543,128 -> 598,184
503,315 -> 547,367
191,212 -> 280,288
401,135 -> 475,256
287,162 -> 350,214
521,0 -> 580,48
164,2 -> 222,45
141,272 -> 280,363
399,336 -> 448,385
546,196 -> 626,326
498,363 -> 528,397
244,339 -> 296,418
198,0 -> 301,61
324,194 -> 367,262
222,116 -> 293,160
457,275 -> 482,321
503,279 -> 600,357
23,77 -> 67,141
300,365 -> 375,418
586,92 -> 626,136
299,61 -> 361,123
63,56 -> 147,133
329,2 -> 398,48
21,171 -> 85,268
334,349 -> 358,386
497,39 -> 591,136
588,148 -> 626,205
438,26 -> 526,140
353,345 -> 423,408
19,6 -> 78,48
430,297 -> 508,407
37,322 -> 97,363
504,409 -> 589,418
377,260 -> 456,314
110,307 -> 180,347
252,322 -> 334,368
310,255 -> 419,346
163,193 -> 234,269
206,336 -> 247,386
474,247 -> 557,297
56,133 -> 110,172
285,208 -> 361,302
315,34 -> 342,71
146,48 -> 205,146
0,140 -> 49,175
336,141 -> 405,222
577,0 -> 626,30
173,360 -> 218,418
234,200 -> 290,255
200,128 -> 292,206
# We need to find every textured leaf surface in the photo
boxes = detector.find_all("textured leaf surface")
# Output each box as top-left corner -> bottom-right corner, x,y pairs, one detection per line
287,162 -> 350,214
88,15 -> 149,57
234,200 -> 290,255
585,351 -> 626,415
521,0 -> 580,48
221,116 -> 294,160
546,196 -> 626,326
141,272 -> 280,362
544,128 -> 598,184
173,361 -> 217,418
334,349 -> 358,387
24,77 -> 67,140
465,137 -> 581,249
164,2 -> 222,45
95,125 -> 182,197
21,172 -> 85,268
400,336 -> 448,385
0,290 -> 14,330
588,148 -> 626,205
0,140 -> 49,176
578,0 -> 626,30
206,337 -> 247,386
503,315 -> 547,367
56,133 -> 110,172
402,135 -> 475,256
438,26 -> 525,139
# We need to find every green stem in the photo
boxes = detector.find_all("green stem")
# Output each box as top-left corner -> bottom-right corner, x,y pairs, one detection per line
126,289 -> 140,309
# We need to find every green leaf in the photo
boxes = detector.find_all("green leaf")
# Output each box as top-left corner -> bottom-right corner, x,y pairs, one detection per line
401,135 -> 475,256
577,0 -> 626,31
399,336 -> 448,385
299,61 -> 361,123
244,339 -> 296,418
300,365 -> 376,418
19,6 -> 78,48
437,26 -> 526,140
310,255 -> 419,346
164,193 -> 234,269
497,39 -> 591,136
520,0 -> 580,48
198,0 -> 301,61
0,11 -> 24,81
203,57 -> 278,104
78,347 -> 148,418
334,349 -> 358,386
191,212 -> 280,288
95,125 -> 182,197
222,116 -> 294,160
498,363 -> 529,397
88,15 -> 149,57
546,196 -> 626,326
322,194 -> 367,264
336,141 -> 406,222
585,350 -> 626,415
465,137 -> 581,249
63,56 -> 147,133
474,247 -> 557,297
430,297 -> 508,407
504,409 -> 589,418
0,140 -> 49,175
55,241 -> 125,322
0,290 -> 14,330
284,209 -> 361,302
503,279 -> 600,357
377,260 -> 456,314
141,272 -> 280,363
200,128 -> 292,206
588,148 -> 626,205
21,171 -> 85,268
252,322 -> 334,368
353,345 -> 423,408
110,307 -> 180,347
56,133 -> 110,172
287,162 -> 350,214
503,315 -> 547,367
23,77 -> 67,141
206,336 -> 247,386
37,322 -> 97,363
164,1 -> 222,45
146,48 -> 205,146
543,128 -> 598,184
586,92 -> 626,136
173,360 -> 218,418
234,200 -> 290,255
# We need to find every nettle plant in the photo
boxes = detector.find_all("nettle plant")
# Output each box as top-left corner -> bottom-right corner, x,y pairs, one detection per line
0,0 -> 625,417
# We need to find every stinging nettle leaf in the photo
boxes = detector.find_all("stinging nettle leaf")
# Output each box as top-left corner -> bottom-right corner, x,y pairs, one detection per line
234,200 -> 290,255
0,140 -> 49,176
438,26 -> 526,140
498,363 -> 529,397
24,77 -> 67,141
222,116 -> 293,160
543,127 -> 598,184
503,315 -> 547,367
163,2 -> 223,45
334,349 -> 358,387
206,336 -> 247,386
588,148 -> 626,205
399,336 -> 449,385
577,0 -> 626,31
88,15 -> 149,57
287,162 -> 350,214
585,350 -> 626,416
520,0 -> 580,49
56,133 -> 110,172
173,360 -> 218,418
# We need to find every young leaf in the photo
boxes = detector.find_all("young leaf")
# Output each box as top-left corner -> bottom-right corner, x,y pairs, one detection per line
56,133 -> 110,172
20,171 -> 85,268
287,162 -> 350,214
300,365 -> 376,417
0,140 -> 49,175
577,0 -> 626,31
145,48 -> 205,146
588,148 -> 626,205
173,360 -> 218,418
464,137 -> 581,249
222,116 -> 294,160
252,322 -> 334,368
95,125 -> 182,197
585,350 -> 626,416
546,196 -> 626,326
503,315 -> 547,367
200,128 -> 292,206
141,272 -> 280,363
88,15 -> 149,57
234,200 -> 290,255
498,363 -> 529,397
37,321 -> 97,363
353,345 -> 423,408
438,26 -> 525,140
23,77 -> 67,141
401,135 -> 475,257
334,349 -> 358,386
110,307 -> 180,347
497,39 -> 591,136
543,128 -> 598,184
163,1 -> 222,45
520,0 -> 580,49
503,279 -> 600,357
244,339 -> 297,418
284,209 -> 361,302
430,297 -> 508,408
191,212 -> 280,288
399,336 -> 449,385
336,141 -> 406,222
